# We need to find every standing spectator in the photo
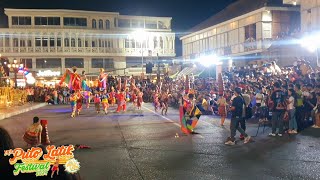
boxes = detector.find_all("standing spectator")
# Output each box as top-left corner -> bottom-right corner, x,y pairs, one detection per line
287,89 -> 298,134
26,87 -> 33,103
53,89 -> 58,105
240,89 -> 251,140
217,94 -> 227,126
225,87 -> 251,145
294,84 -> 304,131
313,93 -> 320,128
269,82 -> 286,137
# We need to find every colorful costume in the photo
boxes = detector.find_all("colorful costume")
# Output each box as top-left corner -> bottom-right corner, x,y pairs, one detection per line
76,91 -> 83,115
109,87 -> 116,106
60,67 -> 81,91
98,68 -> 107,91
180,91 -> 202,134
116,91 -> 126,112
137,91 -> 143,110
101,94 -> 109,114
84,91 -> 91,108
70,93 -> 79,118
94,94 -> 101,113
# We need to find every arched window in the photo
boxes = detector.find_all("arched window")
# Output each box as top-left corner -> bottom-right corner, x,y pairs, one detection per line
105,20 -> 110,29
99,19 -> 103,29
160,37 -> 163,49
92,19 -> 97,29
64,38 -> 69,47
78,38 -> 82,47
153,37 -> 158,48
71,38 -> 76,47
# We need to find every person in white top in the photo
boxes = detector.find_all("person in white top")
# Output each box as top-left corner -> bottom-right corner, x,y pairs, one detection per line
271,61 -> 282,75
287,89 -> 298,134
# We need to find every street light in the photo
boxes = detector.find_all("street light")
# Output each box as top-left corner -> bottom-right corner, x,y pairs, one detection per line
131,29 -> 147,76
7,58 -> 23,88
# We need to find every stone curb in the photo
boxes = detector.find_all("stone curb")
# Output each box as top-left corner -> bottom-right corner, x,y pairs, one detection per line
0,103 -> 47,121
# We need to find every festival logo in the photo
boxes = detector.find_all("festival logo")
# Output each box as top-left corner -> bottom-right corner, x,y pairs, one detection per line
3,145 -> 80,177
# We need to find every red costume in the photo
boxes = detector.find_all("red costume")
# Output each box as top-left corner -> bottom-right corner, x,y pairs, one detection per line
137,91 -> 143,109
76,91 -> 83,115
116,92 -> 126,112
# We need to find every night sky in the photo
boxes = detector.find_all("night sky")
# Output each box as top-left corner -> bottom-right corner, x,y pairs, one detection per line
0,0 -> 236,56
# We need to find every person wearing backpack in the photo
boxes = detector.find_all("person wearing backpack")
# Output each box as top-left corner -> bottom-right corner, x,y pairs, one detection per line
269,82 -> 286,137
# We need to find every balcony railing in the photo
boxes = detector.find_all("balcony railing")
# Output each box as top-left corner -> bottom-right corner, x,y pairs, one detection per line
0,46 -> 175,56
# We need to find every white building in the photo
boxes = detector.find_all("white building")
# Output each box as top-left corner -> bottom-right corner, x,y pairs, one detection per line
284,0 -> 320,33
181,0 -> 299,68
0,8 -> 175,85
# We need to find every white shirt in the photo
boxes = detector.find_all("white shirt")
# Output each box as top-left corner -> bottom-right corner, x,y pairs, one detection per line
287,96 -> 295,110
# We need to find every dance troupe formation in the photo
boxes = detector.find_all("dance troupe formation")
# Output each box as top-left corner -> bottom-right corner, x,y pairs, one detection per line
59,67 -> 143,117
58,66 -> 202,135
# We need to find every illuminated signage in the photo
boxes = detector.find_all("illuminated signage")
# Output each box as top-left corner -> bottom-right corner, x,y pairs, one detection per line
37,70 -> 61,77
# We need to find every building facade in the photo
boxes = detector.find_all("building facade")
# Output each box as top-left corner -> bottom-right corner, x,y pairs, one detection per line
0,8 -> 175,86
284,0 -> 320,33
181,0 -> 299,68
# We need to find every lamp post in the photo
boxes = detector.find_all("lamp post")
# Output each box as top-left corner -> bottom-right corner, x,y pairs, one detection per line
7,59 -> 23,89
131,29 -> 147,77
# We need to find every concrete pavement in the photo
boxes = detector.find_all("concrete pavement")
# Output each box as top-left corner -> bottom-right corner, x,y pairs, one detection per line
0,103 -> 47,121
0,103 -> 319,180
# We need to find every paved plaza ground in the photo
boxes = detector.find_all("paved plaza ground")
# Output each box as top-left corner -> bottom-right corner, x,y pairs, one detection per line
0,103 -> 319,180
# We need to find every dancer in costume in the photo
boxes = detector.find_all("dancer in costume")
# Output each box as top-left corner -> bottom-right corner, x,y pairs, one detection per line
81,70 -> 91,108
76,91 -> 84,115
180,90 -> 202,134
69,90 -> 78,118
98,68 -> 107,91
101,91 -> 109,114
153,91 -> 160,112
94,93 -> 101,113
116,89 -> 126,112
109,87 -> 116,107
160,90 -> 170,116
83,90 -> 91,109
60,66 -> 81,91
125,88 -> 131,103
137,89 -> 143,110
131,89 -> 137,108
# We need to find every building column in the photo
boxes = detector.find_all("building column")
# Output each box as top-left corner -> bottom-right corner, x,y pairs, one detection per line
32,32 -> 35,53
85,57 -> 90,73
172,37 -> 175,51
31,16 -> 35,28
18,33 -> 21,53
32,58 -> 36,71
61,58 -> 65,73
60,16 -> 64,28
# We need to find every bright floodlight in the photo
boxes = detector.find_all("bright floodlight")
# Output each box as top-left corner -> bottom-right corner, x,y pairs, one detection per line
130,29 -> 146,42
198,54 -> 220,67
300,32 -> 320,52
